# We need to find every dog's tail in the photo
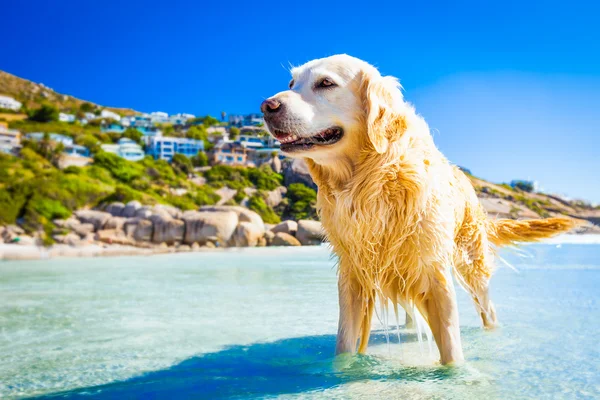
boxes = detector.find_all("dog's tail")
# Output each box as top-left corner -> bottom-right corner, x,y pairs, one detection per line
486,217 -> 580,247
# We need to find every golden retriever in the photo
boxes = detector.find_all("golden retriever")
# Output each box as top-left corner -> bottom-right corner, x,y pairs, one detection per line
261,54 -> 577,365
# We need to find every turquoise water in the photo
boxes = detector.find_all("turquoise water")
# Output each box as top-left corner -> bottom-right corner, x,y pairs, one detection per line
1,245 -> 599,399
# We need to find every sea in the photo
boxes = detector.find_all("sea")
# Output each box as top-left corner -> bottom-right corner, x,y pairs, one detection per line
1,242 -> 599,399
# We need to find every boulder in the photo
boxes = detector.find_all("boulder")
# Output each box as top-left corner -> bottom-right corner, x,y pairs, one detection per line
124,218 -> 153,242
53,232 -> 82,246
153,205 -> 182,220
105,202 -> 125,217
283,158 -> 317,189
296,220 -> 324,245
264,230 -> 275,245
122,200 -> 142,218
74,210 -> 112,231
149,213 -> 184,244
104,216 -> 127,231
268,155 -> 282,173
72,223 -> 95,238
264,186 -> 287,208
271,232 -> 302,246
271,220 -> 298,236
200,206 -> 265,234
182,210 -> 238,246
134,206 -> 153,219
191,242 -> 201,251
231,221 -> 263,247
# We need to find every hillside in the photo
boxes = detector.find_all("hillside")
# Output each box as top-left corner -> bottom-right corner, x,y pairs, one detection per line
0,69 -> 597,237
467,174 -> 600,233
0,70 -> 138,116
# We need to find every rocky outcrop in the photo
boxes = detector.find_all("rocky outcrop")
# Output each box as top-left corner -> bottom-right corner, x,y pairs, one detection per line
150,213 -> 185,245
105,202 -> 125,217
271,232 -> 301,246
200,205 -> 265,234
74,210 -> 111,231
283,159 -> 317,189
104,216 -> 127,231
265,186 -> 287,208
271,220 -> 298,236
231,221 -> 264,247
296,220 -> 324,245
123,218 -> 153,242
122,201 -> 142,218
182,210 -> 238,246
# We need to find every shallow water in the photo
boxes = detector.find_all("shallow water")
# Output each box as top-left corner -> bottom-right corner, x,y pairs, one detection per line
1,245 -> 599,399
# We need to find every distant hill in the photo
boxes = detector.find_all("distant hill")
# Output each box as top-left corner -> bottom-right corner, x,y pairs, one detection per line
0,70 -> 138,116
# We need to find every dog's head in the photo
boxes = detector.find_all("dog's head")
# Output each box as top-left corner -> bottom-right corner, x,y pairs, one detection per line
262,54 -> 407,164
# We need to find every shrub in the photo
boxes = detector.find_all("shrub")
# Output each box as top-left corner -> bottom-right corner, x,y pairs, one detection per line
29,104 -> 59,122
191,151 -> 209,167
93,151 -> 145,183
172,153 -> 193,175
285,183 -> 318,220
123,127 -> 143,145
247,165 -> 282,191
248,193 -> 281,224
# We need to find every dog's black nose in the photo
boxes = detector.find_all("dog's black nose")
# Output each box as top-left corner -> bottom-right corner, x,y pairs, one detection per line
261,98 -> 282,114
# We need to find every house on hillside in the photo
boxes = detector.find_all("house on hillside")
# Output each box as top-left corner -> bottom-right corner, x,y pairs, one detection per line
212,141 -> 251,166
228,113 -> 264,127
101,123 -> 126,134
100,110 -> 121,121
101,138 -> 145,161
26,132 -> 74,146
248,147 -> 286,166
0,122 -> 21,154
148,136 -> 204,161
150,111 -> 169,124
0,95 -> 22,111
169,113 -> 195,125
59,112 -> 76,123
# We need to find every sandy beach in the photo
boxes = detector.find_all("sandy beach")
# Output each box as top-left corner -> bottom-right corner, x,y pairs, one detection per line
1,234 -> 599,261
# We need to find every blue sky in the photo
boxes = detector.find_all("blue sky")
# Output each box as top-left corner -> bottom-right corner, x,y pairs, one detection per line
2,0 -> 599,202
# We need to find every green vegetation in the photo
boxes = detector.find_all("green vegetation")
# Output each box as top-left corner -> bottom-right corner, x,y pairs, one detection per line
202,164 -> 282,191
0,144 -> 223,241
122,127 -> 143,145
284,183 -> 318,220
191,151 -> 209,167
512,180 -> 535,192
248,193 -> 281,224
229,126 -> 240,140
172,153 -> 193,175
28,104 -> 59,122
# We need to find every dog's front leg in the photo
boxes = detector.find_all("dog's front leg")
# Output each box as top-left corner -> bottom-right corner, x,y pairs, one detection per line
335,273 -> 365,355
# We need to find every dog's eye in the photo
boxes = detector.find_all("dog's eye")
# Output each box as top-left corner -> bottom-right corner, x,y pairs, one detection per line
316,78 -> 336,89
289,79 -> 294,89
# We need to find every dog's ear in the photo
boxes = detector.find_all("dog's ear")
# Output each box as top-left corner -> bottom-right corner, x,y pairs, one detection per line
362,73 -> 406,154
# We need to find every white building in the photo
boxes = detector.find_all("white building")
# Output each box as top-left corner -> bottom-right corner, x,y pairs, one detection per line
100,109 -> 121,121
0,122 -> 21,154
0,95 -> 22,111
148,136 -> 204,161
59,112 -> 76,123
26,132 -> 74,146
168,113 -> 195,125
150,111 -> 169,124
100,138 -> 145,161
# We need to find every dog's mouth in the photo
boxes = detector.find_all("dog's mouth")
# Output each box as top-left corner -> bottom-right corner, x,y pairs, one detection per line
272,127 -> 344,153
